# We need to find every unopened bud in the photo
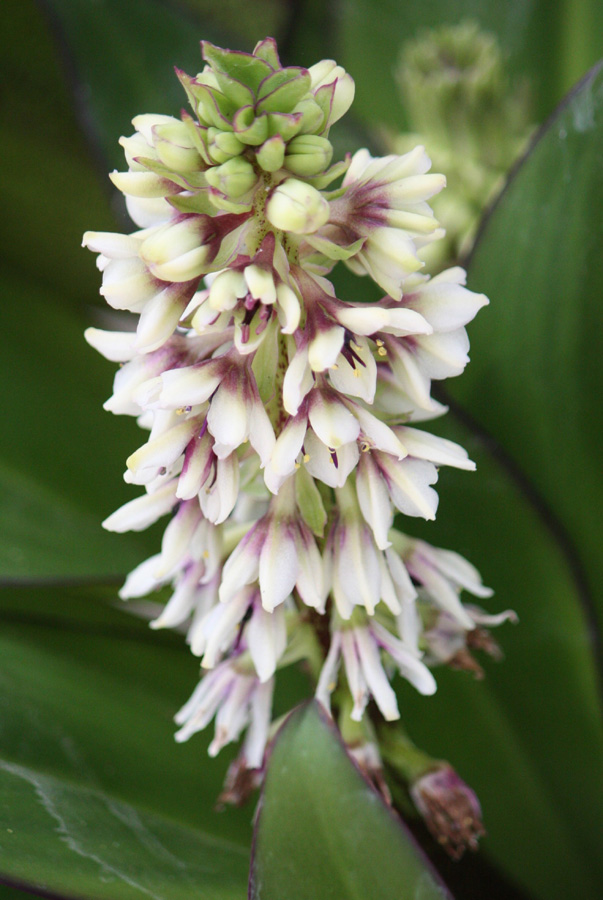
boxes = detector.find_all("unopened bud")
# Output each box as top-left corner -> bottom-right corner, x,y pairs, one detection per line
153,121 -> 202,173
207,128 -> 245,164
256,134 -> 286,173
285,135 -> 333,176
266,178 -> 329,234
208,269 -> 246,311
205,157 -> 258,198
139,216 -> 213,282
410,765 -> 485,860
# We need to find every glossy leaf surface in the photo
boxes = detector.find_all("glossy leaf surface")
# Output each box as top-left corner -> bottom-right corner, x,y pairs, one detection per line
389,65 -> 603,900
0,585 -> 251,899
459,62 -> 603,629
394,411 -> 603,900
0,268 -> 156,581
250,703 -> 450,900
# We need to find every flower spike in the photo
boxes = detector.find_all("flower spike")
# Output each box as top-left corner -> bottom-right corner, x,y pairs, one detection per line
84,35 -> 513,853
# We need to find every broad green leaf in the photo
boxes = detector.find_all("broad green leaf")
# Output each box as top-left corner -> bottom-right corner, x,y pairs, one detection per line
44,0 -> 230,170
0,266 -> 158,581
0,886 -> 38,898
0,0 -> 115,306
458,62 -> 603,630
410,64 -> 603,897
394,411 -> 603,900
0,584 -> 252,898
250,702 -> 451,900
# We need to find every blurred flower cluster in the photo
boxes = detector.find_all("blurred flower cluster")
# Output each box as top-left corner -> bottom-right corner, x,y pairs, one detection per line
389,21 -> 533,269
84,36 -> 514,845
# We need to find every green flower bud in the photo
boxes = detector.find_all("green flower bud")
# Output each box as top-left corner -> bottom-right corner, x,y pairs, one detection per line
255,69 -> 311,114
291,97 -> 325,135
266,178 -> 329,234
284,134 -> 333,176
207,128 -> 245,164
201,41 -> 272,93
266,112 -> 303,143
153,121 -> 202,173
139,216 -> 213,281
256,135 -> 286,173
205,157 -> 258,198
233,107 -> 270,146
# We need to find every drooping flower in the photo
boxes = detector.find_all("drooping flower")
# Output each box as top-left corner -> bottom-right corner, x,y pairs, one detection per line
410,765 -> 486,860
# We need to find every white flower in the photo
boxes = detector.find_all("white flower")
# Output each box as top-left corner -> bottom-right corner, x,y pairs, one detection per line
188,587 -> 288,682
266,178 -> 330,234
83,35 -> 498,784
381,268 -> 489,409
424,605 -> 517,671
396,534 -> 494,630
325,509 -> 389,618
174,657 -> 274,767
325,147 -> 445,299
219,489 -> 326,614
316,620 -> 435,722
146,355 -> 276,468
308,60 -> 355,127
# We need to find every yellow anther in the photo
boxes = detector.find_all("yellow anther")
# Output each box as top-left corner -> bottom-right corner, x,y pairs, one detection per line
294,461 -> 301,469
303,453 -> 310,463
175,407 -> 187,415
377,346 -> 387,357
360,441 -> 370,452
375,339 -> 384,347
353,369 -> 360,378
203,550 -> 210,559
331,363 -> 339,370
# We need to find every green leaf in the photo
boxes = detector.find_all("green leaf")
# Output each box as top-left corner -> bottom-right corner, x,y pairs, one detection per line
0,0 -> 116,307
395,411 -> 603,900
41,0 -> 219,167
0,584 -> 252,898
250,703 -> 451,900
390,68 -> 603,900
459,62 -> 603,630
0,267 -> 156,581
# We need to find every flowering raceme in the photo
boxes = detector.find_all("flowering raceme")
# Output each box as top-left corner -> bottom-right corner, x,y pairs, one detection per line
84,37 -> 514,849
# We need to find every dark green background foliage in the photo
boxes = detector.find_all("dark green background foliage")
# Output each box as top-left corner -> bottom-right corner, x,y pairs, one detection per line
0,1 -> 601,897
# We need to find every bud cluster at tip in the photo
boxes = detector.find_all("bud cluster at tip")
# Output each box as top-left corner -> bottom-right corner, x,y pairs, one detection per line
83,36 -> 514,820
